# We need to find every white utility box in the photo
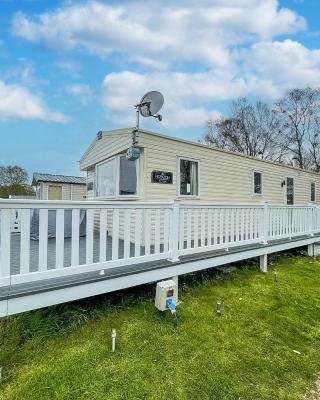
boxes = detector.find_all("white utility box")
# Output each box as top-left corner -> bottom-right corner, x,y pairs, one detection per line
155,279 -> 178,311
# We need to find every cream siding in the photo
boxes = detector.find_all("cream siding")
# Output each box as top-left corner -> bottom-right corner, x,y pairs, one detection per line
80,129 -> 320,207
71,184 -> 87,200
138,132 -> 320,205
80,131 -> 132,170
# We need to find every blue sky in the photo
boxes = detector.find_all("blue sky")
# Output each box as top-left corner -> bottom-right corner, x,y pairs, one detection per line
0,0 -> 320,180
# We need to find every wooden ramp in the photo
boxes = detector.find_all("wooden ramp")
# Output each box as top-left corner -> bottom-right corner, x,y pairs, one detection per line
1,199 -> 319,317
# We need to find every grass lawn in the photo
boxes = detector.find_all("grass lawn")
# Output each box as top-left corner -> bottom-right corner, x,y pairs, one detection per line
1,253 -> 320,399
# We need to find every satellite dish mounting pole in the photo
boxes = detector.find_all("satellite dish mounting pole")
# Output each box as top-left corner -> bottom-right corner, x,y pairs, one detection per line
127,91 -> 164,160
132,104 -> 140,146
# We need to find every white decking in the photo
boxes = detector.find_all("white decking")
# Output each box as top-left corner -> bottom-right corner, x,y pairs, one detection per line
0,199 -> 319,317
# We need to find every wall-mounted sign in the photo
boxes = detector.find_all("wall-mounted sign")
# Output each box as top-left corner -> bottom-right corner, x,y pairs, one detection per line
151,170 -> 173,184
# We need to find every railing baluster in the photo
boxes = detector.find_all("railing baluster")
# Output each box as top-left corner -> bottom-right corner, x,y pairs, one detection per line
112,209 -> 119,260
230,208 -> 234,243
20,209 -> 30,274
55,209 -> 64,268
254,208 -> 258,239
239,209 -> 243,241
201,208 -> 205,247
269,208 -> 273,238
144,209 -> 151,256
99,209 -> 107,262
135,209 -> 142,257
242,209 -> 247,240
179,208 -> 184,250
0,209 -> 11,277
39,209 -> 48,271
124,209 -> 131,259
212,208 -> 217,245
194,209 -> 199,248
219,208 -> 223,244
248,209 -> 252,240
207,208 -> 212,246
163,209 -> 170,253
71,209 -> 80,266
187,209 -> 191,248
225,208 -> 229,243
155,209 -> 160,254
251,209 -> 254,240
86,209 -> 94,264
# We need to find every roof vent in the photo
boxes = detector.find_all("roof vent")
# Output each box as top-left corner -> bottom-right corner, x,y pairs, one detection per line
97,131 -> 103,140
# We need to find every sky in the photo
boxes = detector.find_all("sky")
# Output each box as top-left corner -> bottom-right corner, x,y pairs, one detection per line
0,0 -> 320,180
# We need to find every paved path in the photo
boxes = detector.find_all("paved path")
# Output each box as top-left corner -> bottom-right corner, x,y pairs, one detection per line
304,380 -> 320,400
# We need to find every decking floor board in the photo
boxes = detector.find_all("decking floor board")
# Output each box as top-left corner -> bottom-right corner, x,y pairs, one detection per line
3,233 -> 317,302
9,234 -> 140,275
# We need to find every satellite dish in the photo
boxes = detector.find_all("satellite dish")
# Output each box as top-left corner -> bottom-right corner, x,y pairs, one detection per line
139,91 -> 164,118
127,90 -> 164,153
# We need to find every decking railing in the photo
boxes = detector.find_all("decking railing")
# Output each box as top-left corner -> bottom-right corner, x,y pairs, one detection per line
0,200 -> 319,285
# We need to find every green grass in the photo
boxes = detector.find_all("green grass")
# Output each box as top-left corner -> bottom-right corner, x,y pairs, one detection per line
1,254 -> 320,399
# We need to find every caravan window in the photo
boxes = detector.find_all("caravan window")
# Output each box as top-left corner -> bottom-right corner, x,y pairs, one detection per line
119,155 -> 138,196
285,177 -> 294,205
311,182 -> 316,202
253,171 -> 262,195
96,155 -> 139,198
96,158 -> 116,197
179,158 -> 199,196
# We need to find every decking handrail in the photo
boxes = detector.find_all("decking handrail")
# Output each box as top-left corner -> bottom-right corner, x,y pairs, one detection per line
0,199 -> 174,209
1,200 -> 319,287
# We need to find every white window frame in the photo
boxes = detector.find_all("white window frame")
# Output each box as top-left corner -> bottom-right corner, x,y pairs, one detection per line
177,156 -> 200,198
310,181 -> 316,203
95,154 -> 140,200
252,170 -> 263,196
95,156 -> 116,199
283,175 -> 295,205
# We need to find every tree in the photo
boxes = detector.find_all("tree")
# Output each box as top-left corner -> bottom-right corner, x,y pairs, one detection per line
0,165 -> 35,198
201,98 -> 286,162
275,87 -> 320,170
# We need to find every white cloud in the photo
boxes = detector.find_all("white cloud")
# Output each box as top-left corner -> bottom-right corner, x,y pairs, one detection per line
65,83 -> 93,104
12,1 -> 306,68
0,81 -> 69,122
56,60 -> 83,78
242,40 -> 320,97
100,38 -> 320,129
12,1 -> 320,131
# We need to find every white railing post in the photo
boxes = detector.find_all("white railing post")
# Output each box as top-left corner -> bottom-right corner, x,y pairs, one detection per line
168,199 -> 180,262
261,202 -> 268,244
0,209 -> 11,278
315,206 -> 320,234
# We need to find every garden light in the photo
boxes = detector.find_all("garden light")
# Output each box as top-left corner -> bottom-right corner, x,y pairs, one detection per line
274,269 -> 278,283
216,298 -> 222,315
111,328 -> 117,352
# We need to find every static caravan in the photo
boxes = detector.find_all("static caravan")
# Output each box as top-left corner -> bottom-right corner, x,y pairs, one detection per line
80,128 -> 320,206
32,173 -> 87,201
3,129 -> 320,316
